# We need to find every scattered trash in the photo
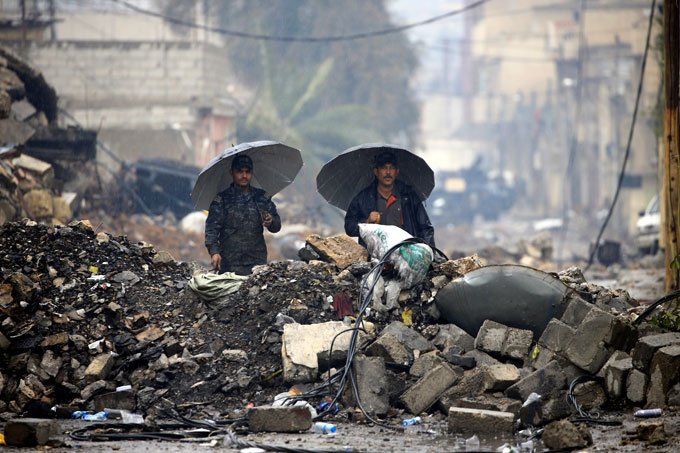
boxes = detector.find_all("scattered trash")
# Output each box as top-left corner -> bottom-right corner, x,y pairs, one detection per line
401,416 -> 422,426
312,422 -> 337,435
634,408 -> 662,418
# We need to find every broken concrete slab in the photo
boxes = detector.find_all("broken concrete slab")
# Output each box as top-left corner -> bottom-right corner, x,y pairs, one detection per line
247,406 -> 312,433
564,306 -> 623,373
432,323 -> 475,353
305,234 -> 368,269
626,368 -> 649,404
409,351 -> 444,378
366,332 -> 412,366
93,390 -> 136,412
602,354 -> 633,400
381,321 -> 434,353
482,364 -> 520,391
452,395 -> 522,416
282,321 -> 371,383
474,319 -> 533,361
538,318 -> 575,353
541,419 -> 592,450
401,363 -> 460,415
84,353 -> 114,381
448,407 -> 514,435
352,355 -> 389,415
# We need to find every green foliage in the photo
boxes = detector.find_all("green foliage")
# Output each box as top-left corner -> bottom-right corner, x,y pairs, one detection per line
649,302 -> 680,331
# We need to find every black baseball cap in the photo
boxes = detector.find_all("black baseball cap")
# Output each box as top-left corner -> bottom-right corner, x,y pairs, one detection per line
231,154 -> 253,170
374,150 -> 398,168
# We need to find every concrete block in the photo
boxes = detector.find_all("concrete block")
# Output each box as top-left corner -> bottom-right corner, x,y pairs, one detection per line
463,349 -> 501,367
632,333 -> 680,370
23,189 -> 53,219
410,351 -> 444,378
381,321 -> 434,353
602,355 -> 633,400
482,364 -> 520,391
305,234 -> 368,269
564,307 -> 618,373
538,319 -> 575,353
247,406 -> 312,433
560,296 -> 594,327
572,380 -> 606,411
502,326 -> 534,360
474,320 -> 507,355
448,407 -> 514,435
646,344 -> 680,407
505,360 -> 566,401
542,419 -> 592,450
626,369 -> 648,404
401,363 -> 459,415
366,333 -> 412,366
433,324 -> 475,353
352,355 -> 389,415
3,418 -> 61,447
438,368 -> 488,409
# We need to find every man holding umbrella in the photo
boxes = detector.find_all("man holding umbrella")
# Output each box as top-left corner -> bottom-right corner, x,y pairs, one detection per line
193,141 -> 303,276
342,149 -> 436,249
204,154 -> 280,275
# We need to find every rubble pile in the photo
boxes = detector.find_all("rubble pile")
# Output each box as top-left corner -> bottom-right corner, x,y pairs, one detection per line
0,219 -> 679,449
1,47 -> 96,227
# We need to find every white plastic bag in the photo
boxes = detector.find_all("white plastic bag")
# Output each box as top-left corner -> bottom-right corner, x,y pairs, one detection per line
358,224 -> 433,288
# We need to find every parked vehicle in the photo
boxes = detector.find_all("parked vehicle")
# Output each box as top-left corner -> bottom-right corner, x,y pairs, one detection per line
636,194 -> 660,255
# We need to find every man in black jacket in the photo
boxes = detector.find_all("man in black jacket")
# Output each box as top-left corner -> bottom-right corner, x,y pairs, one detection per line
344,151 -> 435,248
204,154 -> 281,275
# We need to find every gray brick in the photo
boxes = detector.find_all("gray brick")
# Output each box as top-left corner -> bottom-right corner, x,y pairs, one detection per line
448,407 -> 514,435
401,363 -> 459,415
626,369 -> 648,404
538,319 -> 575,353
632,333 -> 680,370
505,360 -> 566,401
646,344 -> 680,407
247,406 -> 312,433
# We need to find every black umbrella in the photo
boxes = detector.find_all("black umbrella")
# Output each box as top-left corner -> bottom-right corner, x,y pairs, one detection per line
316,143 -> 434,211
191,141 -> 303,210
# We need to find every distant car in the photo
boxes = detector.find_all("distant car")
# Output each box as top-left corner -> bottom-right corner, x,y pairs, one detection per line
636,194 -> 660,255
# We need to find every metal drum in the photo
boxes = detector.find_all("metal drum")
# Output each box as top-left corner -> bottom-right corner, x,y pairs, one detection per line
435,264 -> 570,339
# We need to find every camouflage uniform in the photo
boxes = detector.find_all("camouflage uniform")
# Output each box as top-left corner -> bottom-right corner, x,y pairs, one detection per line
205,184 -> 281,275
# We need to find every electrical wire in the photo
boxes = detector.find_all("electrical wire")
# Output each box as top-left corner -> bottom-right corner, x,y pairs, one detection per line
110,0 -> 490,42
566,375 -> 622,426
584,0 -> 657,271
631,288 -> 680,326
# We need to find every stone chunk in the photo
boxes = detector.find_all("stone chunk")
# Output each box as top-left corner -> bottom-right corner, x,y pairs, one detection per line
366,333 -> 412,366
482,364 -> 520,391
4,418 -> 61,447
626,369 -> 648,404
40,332 -> 69,347
433,324 -> 475,353
85,353 -> 114,381
448,407 -> 514,435
305,234 -> 368,269
542,419 -> 592,450
410,351 -> 444,378
560,296 -> 594,327
646,344 -> 680,407
438,255 -> 483,277
381,321 -> 433,353
564,306 -> 620,373
601,354 -> 633,400
0,331 -> 10,349
632,333 -> 680,370
401,363 -> 459,415
538,319 -> 575,353
451,395 -> 521,416
23,189 -> 53,219
474,320 -> 533,360
247,406 -> 312,433
505,360 -> 566,401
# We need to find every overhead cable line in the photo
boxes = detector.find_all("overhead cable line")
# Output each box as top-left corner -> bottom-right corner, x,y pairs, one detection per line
110,0 -> 490,42
584,0 -> 657,271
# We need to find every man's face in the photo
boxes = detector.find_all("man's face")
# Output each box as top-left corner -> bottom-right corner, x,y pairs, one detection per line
373,163 -> 399,189
231,167 -> 253,189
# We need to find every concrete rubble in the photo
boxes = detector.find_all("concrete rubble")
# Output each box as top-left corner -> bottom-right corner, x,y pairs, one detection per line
0,220 -> 678,451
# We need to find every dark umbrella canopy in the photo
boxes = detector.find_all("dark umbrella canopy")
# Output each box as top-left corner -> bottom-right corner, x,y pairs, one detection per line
316,143 -> 434,211
191,141 -> 303,210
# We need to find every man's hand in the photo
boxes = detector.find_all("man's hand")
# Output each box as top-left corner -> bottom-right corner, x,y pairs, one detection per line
262,212 -> 273,228
367,211 -> 381,224
211,253 -> 221,271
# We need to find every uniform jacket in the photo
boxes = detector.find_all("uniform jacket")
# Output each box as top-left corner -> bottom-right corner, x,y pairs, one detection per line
205,184 -> 281,274
344,179 -> 435,248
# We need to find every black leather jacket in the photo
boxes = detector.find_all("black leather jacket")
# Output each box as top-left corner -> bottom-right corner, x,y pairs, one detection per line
344,179 -> 435,248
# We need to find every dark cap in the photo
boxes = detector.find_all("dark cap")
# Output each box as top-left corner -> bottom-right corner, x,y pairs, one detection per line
231,154 -> 253,170
374,150 -> 398,168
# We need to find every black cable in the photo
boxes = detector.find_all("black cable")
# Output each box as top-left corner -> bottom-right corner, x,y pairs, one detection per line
584,0 -> 657,271
111,0 -> 489,43
632,288 -> 680,325
566,375 -> 622,426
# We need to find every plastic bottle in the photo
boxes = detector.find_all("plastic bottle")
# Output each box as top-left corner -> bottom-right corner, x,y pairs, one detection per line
82,411 -> 109,421
401,416 -> 422,426
71,410 -> 92,419
634,408 -> 662,418
312,422 -> 337,435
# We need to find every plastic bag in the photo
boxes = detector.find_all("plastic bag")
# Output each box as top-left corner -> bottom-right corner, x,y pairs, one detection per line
359,224 -> 433,288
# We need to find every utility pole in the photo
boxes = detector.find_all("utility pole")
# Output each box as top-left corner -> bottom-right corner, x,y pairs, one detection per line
663,0 -> 680,291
